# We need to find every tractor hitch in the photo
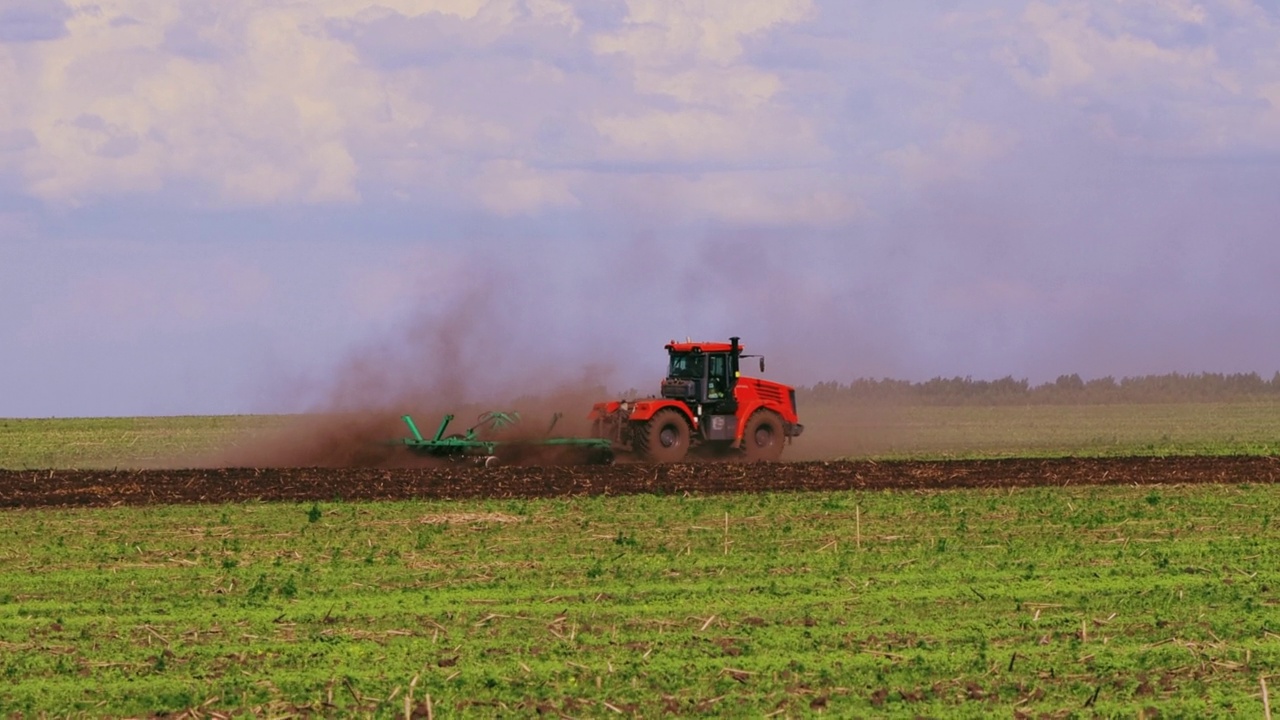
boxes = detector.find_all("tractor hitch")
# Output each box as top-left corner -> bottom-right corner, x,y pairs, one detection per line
390,411 -> 614,466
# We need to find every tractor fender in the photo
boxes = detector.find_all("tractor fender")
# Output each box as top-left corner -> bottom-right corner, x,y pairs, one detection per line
588,401 -> 622,421
627,399 -> 697,427
733,403 -> 774,443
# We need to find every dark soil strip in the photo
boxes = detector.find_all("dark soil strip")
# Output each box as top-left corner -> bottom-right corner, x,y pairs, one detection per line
1,456 -> 1278,509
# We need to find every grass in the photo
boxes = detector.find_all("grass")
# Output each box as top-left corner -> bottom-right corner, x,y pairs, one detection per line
2,485 -> 1279,716
5,401 -> 1280,468
797,401 -> 1280,460
0,416 -> 289,469
4,404 -> 1279,716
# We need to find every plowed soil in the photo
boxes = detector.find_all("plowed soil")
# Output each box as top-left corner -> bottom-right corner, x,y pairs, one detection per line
2,456 -> 1278,509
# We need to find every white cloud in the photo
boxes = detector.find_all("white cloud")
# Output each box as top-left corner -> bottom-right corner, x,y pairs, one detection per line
12,0 -> 1275,228
9,2 -> 392,203
473,159 -> 578,215
998,0 -> 1280,154
882,123 -> 1012,188
635,66 -> 781,109
324,0 -> 489,20
1011,1 -> 1217,98
0,0 -> 597,211
593,0 -> 811,112
593,0 -> 813,66
0,0 -> 847,224
526,0 -> 580,33
601,169 -> 859,226
10,1 -> 1280,416
593,107 -> 820,166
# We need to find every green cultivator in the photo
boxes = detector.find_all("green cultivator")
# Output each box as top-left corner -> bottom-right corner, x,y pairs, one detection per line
391,411 -> 614,466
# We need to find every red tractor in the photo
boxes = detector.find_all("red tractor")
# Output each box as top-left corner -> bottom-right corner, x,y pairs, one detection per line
590,337 -> 803,462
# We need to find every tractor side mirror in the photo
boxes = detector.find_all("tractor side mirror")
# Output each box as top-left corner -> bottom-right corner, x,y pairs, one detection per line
759,358 -> 765,373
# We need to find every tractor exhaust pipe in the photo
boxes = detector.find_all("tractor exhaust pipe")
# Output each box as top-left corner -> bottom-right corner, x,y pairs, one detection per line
729,336 -> 741,382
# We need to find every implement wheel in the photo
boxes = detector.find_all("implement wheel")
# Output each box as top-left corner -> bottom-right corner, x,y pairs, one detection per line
742,410 -> 785,462
636,409 -> 691,463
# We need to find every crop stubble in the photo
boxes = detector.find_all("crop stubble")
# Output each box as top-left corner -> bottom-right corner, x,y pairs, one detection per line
2,455 -> 1277,509
5,458 -> 1280,716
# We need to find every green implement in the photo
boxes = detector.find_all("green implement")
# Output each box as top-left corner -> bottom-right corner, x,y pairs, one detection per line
391,411 -> 614,466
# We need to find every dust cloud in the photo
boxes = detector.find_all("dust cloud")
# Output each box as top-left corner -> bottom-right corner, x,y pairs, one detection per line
200,275 -> 621,469
780,403 -> 909,462
188,234 -> 905,469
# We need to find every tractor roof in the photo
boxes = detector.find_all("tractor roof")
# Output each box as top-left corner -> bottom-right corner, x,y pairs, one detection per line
665,340 -> 739,354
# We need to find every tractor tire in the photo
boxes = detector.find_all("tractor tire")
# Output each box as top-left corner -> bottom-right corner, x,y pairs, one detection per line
636,409 -> 691,463
742,410 -> 785,462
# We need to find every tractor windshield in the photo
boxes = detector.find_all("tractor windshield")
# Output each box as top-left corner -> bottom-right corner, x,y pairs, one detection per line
668,353 -> 705,380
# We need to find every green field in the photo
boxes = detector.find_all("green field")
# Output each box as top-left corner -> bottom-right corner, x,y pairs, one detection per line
3,404 -> 1280,717
794,401 -> 1280,461
5,401 -> 1280,469
4,484 -> 1280,717
0,415 -> 288,470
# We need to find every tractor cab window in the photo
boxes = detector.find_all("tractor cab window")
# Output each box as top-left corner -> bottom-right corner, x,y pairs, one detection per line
707,354 -> 729,399
668,353 -> 705,380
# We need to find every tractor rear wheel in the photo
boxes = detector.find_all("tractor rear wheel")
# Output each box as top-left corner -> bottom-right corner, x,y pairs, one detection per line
636,409 -> 691,463
742,410 -> 785,462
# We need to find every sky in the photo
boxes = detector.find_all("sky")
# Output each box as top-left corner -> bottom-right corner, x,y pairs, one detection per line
2,0 -> 1280,417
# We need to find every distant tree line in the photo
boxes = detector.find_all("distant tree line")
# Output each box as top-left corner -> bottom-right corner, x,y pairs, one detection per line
797,372 -> 1280,406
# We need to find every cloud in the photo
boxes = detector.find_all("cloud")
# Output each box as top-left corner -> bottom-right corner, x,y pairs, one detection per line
0,0 -> 835,224
473,159 -> 579,215
592,0 -> 814,66
6,3 -> 390,204
587,0 -> 823,173
4,0 -> 1277,219
998,0 -> 1280,155
881,123 -> 1012,188
0,0 -> 71,43
593,107 -> 821,167
588,168 -> 857,226
327,0 -> 582,69
7,1 -> 1280,417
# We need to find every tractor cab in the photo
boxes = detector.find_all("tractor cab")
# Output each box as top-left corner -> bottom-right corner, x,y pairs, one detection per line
660,337 -> 749,413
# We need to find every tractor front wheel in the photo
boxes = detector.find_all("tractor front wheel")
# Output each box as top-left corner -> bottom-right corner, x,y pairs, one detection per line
742,410 -> 785,462
636,409 -> 691,463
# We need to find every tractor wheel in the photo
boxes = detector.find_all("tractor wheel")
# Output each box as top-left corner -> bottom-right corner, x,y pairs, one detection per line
742,410 -> 785,462
636,409 -> 691,463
